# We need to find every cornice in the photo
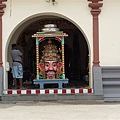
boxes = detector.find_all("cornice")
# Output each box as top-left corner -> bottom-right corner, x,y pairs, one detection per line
88,0 -> 103,3
0,0 -> 7,16
88,0 -> 103,15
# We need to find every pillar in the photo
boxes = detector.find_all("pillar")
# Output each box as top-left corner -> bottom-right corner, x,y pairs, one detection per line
88,0 -> 103,66
62,36 -> 65,79
88,0 -> 103,95
0,0 -> 7,96
36,37 -> 39,80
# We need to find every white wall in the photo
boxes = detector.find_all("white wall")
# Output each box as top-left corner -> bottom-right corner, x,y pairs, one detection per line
2,0 -> 120,89
2,0 -> 93,89
100,0 -> 120,66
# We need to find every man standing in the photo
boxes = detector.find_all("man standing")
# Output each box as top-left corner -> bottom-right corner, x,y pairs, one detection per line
11,44 -> 24,89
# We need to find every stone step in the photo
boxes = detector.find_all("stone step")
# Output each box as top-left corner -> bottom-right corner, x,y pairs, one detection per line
1,94 -> 104,101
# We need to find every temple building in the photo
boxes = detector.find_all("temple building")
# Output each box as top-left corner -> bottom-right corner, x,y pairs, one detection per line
0,0 -> 120,101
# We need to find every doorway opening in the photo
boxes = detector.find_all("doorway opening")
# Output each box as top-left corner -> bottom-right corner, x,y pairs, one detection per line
8,16 -> 90,89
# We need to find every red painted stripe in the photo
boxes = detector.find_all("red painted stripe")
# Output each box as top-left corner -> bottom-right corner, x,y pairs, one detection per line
79,89 -> 83,93
54,89 -> 58,94
71,89 -> 75,94
27,90 -> 31,94
88,88 -> 92,93
45,89 -> 49,94
17,90 -> 21,94
4,88 -> 93,95
62,89 -> 66,94
36,90 -> 40,94
8,90 -> 12,94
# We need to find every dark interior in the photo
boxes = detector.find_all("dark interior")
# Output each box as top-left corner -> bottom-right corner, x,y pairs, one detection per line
8,16 -> 89,89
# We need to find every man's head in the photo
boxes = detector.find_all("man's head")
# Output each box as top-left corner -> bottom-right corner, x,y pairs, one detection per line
39,40 -> 63,79
12,44 -> 17,49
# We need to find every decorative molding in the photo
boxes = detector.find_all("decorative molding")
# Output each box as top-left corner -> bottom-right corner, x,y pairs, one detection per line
0,0 -> 7,16
88,0 -> 103,66
3,88 -> 93,95
88,0 -> 103,15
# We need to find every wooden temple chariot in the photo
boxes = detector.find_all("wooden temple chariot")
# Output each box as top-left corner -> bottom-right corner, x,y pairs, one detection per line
32,31 -> 69,89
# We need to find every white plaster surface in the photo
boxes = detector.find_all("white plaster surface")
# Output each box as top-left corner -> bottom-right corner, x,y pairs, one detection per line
2,0 -> 93,89
3,0 -> 120,89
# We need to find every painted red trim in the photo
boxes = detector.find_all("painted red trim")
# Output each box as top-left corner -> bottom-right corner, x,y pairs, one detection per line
0,0 -> 7,2
17,90 -> 21,94
88,88 -> 92,93
71,89 -> 75,94
27,90 -> 31,94
88,0 -> 103,66
4,88 -> 93,95
54,89 -> 58,94
79,89 -> 83,93
36,90 -> 40,94
8,90 -> 12,94
62,89 -> 66,94
45,89 -> 49,94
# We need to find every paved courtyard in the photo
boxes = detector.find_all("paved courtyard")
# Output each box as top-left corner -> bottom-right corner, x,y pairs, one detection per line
0,101 -> 120,120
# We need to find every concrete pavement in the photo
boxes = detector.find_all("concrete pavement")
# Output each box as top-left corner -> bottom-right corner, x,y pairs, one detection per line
0,101 -> 120,120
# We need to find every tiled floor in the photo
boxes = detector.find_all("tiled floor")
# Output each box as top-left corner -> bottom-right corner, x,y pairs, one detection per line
8,80 -> 89,90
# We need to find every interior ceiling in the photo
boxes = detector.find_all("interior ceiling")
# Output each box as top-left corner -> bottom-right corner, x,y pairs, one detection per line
17,15 -> 79,47
28,18 -> 75,30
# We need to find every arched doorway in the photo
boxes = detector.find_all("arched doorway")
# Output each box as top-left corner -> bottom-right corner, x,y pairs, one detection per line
8,15 -> 90,89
